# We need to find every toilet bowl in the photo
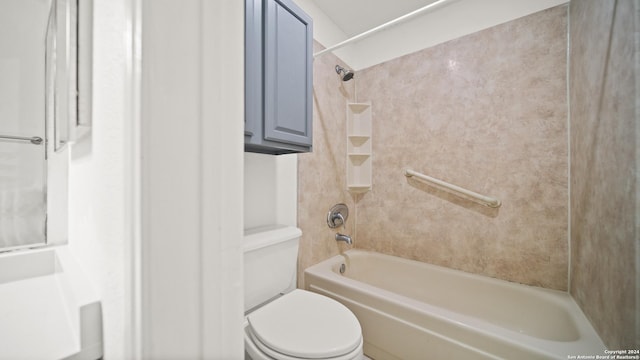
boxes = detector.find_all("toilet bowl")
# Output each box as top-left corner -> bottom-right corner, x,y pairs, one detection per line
243,226 -> 363,360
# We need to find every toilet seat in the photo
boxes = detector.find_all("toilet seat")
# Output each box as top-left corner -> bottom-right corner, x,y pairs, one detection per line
247,328 -> 363,360
246,289 -> 362,359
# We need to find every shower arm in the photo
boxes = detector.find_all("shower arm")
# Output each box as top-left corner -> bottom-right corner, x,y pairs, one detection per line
0,134 -> 43,145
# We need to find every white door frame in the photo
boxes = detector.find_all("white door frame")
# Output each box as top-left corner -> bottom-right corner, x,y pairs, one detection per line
123,0 -> 245,357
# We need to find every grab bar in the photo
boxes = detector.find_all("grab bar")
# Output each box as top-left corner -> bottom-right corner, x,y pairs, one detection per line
404,168 -> 501,208
0,135 -> 44,145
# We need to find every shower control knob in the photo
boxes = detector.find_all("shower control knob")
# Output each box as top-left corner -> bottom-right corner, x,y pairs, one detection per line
327,203 -> 349,229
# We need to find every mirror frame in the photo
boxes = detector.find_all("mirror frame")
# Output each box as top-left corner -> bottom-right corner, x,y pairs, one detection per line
46,0 -> 92,152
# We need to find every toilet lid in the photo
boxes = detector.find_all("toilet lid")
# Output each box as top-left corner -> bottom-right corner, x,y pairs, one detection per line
247,289 -> 362,359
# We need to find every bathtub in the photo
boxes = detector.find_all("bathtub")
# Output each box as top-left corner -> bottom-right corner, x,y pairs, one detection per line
304,250 -> 605,360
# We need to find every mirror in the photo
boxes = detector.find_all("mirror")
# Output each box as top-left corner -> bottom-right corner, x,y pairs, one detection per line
0,0 -> 91,250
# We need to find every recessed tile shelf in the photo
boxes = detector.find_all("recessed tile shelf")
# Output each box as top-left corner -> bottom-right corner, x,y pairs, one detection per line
348,154 -> 370,165
346,102 -> 372,193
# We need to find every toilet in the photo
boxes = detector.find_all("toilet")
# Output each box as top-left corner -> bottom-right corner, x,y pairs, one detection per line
244,225 -> 363,360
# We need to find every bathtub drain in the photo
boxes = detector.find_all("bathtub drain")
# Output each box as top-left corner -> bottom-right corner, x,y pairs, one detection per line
339,263 -> 346,274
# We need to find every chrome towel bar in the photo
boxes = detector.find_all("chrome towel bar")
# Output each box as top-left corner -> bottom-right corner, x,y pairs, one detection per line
404,168 -> 501,208
0,135 -> 44,145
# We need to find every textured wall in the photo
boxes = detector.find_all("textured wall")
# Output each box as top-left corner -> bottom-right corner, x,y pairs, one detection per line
569,0 -> 638,348
353,6 -> 569,290
297,42 -> 356,287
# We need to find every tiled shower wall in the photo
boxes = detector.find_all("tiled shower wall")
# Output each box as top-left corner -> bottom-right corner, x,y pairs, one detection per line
297,42 -> 356,286
569,0 -> 638,348
299,7 -> 569,290
353,6 -> 569,290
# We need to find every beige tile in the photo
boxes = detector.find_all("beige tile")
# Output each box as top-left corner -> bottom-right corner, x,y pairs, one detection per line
297,42 -> 356,287
569,0 -> 638,348
353,5 -> 569,290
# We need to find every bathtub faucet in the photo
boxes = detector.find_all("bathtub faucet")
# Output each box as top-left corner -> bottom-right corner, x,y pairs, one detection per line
335,233 -> 352,245
328,204 -> 351,245
333,214 -> 352,245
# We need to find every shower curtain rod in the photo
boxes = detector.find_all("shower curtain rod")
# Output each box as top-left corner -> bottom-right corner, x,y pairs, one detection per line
313,0 -> 455,59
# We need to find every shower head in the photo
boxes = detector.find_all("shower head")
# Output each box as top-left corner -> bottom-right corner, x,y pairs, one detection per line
335,65 -> 354,81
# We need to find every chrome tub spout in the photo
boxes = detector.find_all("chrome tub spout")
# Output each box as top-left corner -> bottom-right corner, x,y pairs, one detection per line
336,233 -> 352,245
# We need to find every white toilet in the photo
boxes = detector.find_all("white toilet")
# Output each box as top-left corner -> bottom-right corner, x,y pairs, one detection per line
244,225 -> 363,360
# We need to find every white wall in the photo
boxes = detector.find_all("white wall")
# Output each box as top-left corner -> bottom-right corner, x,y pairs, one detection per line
296,0 -> 568,70
67,0 -> 128,357
244,153 -> 297,229
289,0 -> 359,70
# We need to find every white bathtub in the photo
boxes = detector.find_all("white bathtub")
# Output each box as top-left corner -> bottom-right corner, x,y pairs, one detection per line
304,250 -> 604,360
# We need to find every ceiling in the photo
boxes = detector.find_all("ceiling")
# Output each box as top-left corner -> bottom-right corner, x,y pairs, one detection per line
309,0 -> 440,37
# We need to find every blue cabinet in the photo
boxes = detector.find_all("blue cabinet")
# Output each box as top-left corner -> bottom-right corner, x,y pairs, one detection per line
245,0 -> 313,154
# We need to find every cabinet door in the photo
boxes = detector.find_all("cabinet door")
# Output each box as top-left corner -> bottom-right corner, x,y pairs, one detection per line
263,0 -> 312,148
245,0 -> 262,144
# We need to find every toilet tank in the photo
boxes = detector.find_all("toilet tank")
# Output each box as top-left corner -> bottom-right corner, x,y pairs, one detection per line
244,225 -> 302,312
